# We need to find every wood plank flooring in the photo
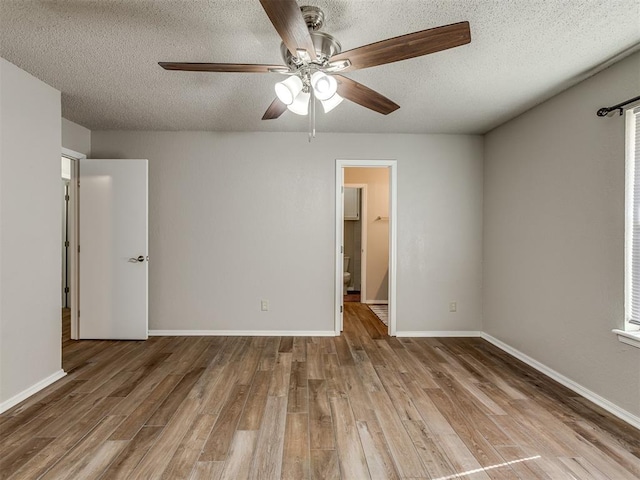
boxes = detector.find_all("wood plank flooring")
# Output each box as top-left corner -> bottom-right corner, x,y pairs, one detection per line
1,304 -> 639,479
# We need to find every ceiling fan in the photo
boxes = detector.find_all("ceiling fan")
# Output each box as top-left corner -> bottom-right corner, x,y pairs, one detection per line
159,0 -> 470,122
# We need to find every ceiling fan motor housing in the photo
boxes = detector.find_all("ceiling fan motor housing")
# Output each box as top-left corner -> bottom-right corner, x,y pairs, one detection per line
280,31 -> 342,69
280,6 -> 341,69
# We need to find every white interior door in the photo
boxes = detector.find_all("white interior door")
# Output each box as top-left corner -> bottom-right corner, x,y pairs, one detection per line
79,159 -> 148,339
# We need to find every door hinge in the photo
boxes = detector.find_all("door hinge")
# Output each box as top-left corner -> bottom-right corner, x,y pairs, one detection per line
340,306 -> 343,313
64,241 -> 69,247
64,287 -> 70,293
78,245 -> 80,253
340,245 -> 343,253
64,194 -> 70,201
341,186 -> 344,193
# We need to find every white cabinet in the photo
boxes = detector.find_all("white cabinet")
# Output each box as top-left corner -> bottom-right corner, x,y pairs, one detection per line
344,187 -> 360,221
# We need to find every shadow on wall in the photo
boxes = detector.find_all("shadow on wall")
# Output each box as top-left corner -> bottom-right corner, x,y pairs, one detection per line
373,269 -> 389,301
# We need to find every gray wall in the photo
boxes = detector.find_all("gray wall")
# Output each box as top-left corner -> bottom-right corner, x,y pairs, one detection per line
91,131 -> 484,333
0,58 -> 62,408
484,52 -> 640,417
62,118 -> 91,157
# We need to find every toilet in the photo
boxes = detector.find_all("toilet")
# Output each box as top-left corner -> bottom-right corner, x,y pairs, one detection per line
343,256 -> 351,294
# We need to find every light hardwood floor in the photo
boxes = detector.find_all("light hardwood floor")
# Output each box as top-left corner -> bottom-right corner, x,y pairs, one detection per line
1,304 -> 638,479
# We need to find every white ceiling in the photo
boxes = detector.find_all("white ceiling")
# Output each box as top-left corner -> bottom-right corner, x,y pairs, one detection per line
1,0 -> 638,134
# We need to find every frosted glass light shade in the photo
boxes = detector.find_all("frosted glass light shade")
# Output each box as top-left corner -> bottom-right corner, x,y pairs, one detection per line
311,72 -> 337,101
275,76 -> 303,105
287,90 -> 310,115
321,93 -> 343,113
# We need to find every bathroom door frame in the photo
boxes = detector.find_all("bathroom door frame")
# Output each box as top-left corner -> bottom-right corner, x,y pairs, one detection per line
335,159 -> 397,336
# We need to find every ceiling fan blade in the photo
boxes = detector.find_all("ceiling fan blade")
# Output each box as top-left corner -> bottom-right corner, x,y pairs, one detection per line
331,21 -> 470,72
159,62 -> 286,73
335,75 -> 399,115
259,0 -> 317,60
262,98 -> 288,120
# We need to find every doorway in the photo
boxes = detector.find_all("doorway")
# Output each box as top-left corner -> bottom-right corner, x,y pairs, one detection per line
335,159 -> 397,335
61,148 -> 85,341
61,157 -> 71,344
60,153 -> 149,342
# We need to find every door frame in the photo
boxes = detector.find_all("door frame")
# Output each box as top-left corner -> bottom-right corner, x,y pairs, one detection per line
343,183 -> 368,301
62,147 -> 85,340
335,159 -> 397,336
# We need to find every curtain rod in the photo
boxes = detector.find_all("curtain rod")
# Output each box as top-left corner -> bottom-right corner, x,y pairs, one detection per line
597,95 -> 640,117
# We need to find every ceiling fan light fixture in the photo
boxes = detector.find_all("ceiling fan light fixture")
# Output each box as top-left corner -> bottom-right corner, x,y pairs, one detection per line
321,93 -> 344,113
275,75 -> 303,105
311,71 -> 337,101
287,90 -> 310,115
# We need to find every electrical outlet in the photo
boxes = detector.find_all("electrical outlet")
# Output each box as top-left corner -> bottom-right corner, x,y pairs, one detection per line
261,299 -> 269,311
449,302 -> 457,313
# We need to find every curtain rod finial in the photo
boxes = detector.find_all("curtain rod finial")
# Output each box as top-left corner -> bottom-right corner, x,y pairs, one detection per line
597,95 -> 640,117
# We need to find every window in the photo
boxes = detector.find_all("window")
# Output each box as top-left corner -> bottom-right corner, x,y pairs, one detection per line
625,107 -> 640,327
620,107 -> 640,347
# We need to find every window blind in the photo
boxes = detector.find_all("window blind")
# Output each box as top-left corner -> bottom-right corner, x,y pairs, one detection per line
629,107 -> 640,325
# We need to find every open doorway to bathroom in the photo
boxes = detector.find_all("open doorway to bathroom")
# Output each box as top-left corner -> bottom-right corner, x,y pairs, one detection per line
335,160 -> 397,335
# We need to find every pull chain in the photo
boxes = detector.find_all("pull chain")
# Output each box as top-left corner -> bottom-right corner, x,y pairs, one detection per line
308,87 -> 316,142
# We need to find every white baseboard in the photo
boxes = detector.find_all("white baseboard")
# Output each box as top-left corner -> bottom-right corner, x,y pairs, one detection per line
395,330 -> 481,337
364,300 -> 389,305
0,369 -> 67,414
481,333 -> 640,431
148,330 -> 337,337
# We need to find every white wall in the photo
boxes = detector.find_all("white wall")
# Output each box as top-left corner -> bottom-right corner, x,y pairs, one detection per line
0,58 -> 63,409
62,118 -> 91,157
91,131 -> 483,334
345,167 -> 389,302
484,52 -> 640,417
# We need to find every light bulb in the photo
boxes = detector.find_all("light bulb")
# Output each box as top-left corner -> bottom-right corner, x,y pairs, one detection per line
311,72 -> 337,101
321,93 -> 343,113
287,90 -> 310,115
275,76 -> 303,105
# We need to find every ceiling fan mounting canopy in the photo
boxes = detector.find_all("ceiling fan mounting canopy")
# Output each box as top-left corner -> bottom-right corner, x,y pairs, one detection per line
158,0 -> 471,121
300,5 -> 324,31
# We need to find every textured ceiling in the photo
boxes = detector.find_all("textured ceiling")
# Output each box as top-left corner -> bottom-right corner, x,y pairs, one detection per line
1,0 -> 639,134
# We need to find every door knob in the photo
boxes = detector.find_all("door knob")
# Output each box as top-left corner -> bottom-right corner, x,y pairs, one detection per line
129,255 -> 145,263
